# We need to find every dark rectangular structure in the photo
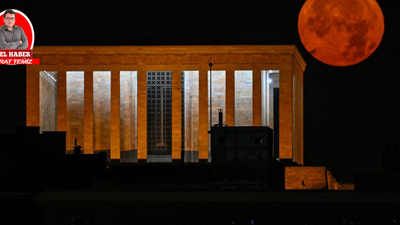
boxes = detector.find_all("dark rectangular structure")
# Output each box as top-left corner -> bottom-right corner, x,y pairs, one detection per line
211,126 -> 273,164
210,126 -> 283,190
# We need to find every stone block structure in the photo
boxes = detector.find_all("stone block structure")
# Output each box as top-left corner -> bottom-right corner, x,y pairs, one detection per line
26,45 -> 306,164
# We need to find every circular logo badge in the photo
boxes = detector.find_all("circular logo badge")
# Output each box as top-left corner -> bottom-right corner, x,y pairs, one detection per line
0,9 -> 35,49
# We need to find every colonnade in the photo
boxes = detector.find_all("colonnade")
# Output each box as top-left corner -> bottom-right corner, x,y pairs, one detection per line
26,46 -> 305,164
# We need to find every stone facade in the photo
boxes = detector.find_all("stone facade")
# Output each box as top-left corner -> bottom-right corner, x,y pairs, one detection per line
184,71 -> 199,154
234,70 -> 252,126
39,71 -> 57,132
119,71 -> 137,153
209,71 -> 226,126
27,46 -> 306,163
93,71 -> 111,152
285,166 -> 328,190
66,71 -> 84,151
285,166 -> 353,190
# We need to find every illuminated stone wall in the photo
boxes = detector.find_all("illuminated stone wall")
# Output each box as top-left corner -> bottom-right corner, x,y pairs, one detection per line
209,71 -> 226,126
184,71 -> 199,161
120,71 -> 137,151
93,71 -> 111,153
39,71 -> 57,132
285,166 -> 352,190
234,70 -> 252,126
66,71 -> 84,152
285,166 -> 328,190
120,71 -> 138,161
27,46 -> 306,163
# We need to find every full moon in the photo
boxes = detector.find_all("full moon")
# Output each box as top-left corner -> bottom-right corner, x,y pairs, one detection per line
298,0 -> 384,66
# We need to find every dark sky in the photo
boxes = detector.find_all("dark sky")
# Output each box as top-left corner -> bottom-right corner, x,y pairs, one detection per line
1,0 -> 399,182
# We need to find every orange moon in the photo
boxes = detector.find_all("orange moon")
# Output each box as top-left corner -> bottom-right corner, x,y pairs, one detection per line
298,0 -> 384,66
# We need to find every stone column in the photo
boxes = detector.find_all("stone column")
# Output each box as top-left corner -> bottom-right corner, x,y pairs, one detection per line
57,70 -> 67,132
293,62 -> 304,165
225,68 -> 235,126
172,69 -> 182,160
26,66 -> 40,127
110,69 -> 121,160
198,67 -> 209,160
137,69 -> 147,160
84,70 -> 94,154
279,68 -> 293,159
252,68 -> 262,126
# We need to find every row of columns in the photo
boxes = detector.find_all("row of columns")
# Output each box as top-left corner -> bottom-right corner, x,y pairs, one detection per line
27,65 -> 296,162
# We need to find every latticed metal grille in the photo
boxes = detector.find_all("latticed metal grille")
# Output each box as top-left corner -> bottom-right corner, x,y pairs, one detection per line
147,71 -> 172,155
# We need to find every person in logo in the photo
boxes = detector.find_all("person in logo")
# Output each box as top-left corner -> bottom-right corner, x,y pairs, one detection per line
0,9 -> 28,49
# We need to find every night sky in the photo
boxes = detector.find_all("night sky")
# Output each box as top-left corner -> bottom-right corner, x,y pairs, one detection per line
1,0 -> 399,182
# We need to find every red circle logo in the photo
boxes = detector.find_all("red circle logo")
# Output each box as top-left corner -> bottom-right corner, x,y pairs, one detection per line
0,9 -> 35,49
